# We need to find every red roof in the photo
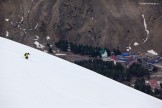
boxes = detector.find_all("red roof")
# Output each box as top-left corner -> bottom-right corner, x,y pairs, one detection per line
111,56 -> 117,61
125,57 -> 135,65
147,80 -> 160,90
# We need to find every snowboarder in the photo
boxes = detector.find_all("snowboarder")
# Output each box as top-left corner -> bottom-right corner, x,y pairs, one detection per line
24,53 -> 30,59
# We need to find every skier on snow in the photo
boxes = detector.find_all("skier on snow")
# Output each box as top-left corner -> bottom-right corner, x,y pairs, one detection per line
24,53 -> 30,59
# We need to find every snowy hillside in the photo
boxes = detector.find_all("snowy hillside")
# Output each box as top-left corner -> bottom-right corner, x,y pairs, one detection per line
0,37 -> 162,108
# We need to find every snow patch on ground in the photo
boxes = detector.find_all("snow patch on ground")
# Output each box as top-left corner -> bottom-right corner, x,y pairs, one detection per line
126,44 -> 131,51
55,53 -> 67,56
5,19 -> 9,22
19,27 -> 26,31
147,50 -> 158,55
20,16 -> 24,23
34,23 -> 38,29
34,41 -> 45,49
134,42 -> 139,46
35,35 -> 39,39
34,35 -> 39,41
44,50 -> 48,53
6,31 -> 9,37
22,28 -> 26,31
46,36 -> 50,40
142,14 -> 150,43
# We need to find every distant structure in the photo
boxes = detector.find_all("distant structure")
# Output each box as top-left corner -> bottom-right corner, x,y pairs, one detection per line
100,49 -> 107,59
116,52 -> 138,68
141,52 -> 162,71
144,53 -> 161,64
145,80 -> 162,91
100,51 -> 139,66
111,52 -> 114,56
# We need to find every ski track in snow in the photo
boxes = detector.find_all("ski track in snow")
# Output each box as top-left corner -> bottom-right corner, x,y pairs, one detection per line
142,14 -> 150,43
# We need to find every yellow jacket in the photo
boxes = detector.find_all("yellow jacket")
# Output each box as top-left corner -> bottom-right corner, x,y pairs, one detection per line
24,53 -> 30,57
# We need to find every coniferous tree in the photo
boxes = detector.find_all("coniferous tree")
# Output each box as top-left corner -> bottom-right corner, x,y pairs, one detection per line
57,40 -> 108,57
134,78 -> 146,92
134,78 -> 153,95
105,48 -> 111,56
48,47 -> 53,53
55,40 -> 68,51
145,85 -> 152,95
160,83 -> 162,89
154,89 -> 160,95
159,91 -> 162,100
127,63 -> 150,78
116,48 -> 121,55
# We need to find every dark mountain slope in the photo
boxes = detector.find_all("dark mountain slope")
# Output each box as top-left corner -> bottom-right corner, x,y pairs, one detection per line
0,0 -> 162,55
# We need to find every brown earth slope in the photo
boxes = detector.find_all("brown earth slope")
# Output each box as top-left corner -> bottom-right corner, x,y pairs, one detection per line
0,0 -> 162,55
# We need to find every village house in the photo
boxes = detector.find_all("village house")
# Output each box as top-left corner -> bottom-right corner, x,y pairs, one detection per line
144,53 -> 162,64
124,57 -> 138,68
100,49 -> 107,59
141,52 -> 162,71
145,80 -> 162,91
116,52 -> 138,68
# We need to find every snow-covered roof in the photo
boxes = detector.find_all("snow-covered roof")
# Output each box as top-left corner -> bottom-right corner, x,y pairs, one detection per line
0,37 -> 162,108
147,50 -> 158,55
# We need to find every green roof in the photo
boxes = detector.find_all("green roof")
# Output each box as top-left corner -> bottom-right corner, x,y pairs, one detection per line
100,49 -> 106,54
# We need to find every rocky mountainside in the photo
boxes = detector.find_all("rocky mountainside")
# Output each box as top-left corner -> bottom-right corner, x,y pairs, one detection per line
0,0 -> 162,55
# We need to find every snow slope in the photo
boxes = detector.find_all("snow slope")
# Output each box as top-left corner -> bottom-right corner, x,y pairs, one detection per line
0,37 -> 162,108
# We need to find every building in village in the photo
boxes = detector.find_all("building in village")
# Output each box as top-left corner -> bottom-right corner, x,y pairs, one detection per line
124,57 -> 138,68
100,51 -> 139,67
100,50 -> 118,65
100,50 -> 162,69
141,61 -> 155,71
116,52 -> 139,68
145,80 -> 162,91
144,53 -> 162,64
100,49 -> 108,59
141,52 -> 162,71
